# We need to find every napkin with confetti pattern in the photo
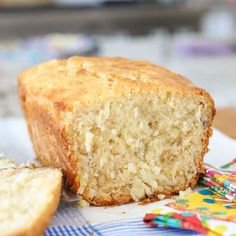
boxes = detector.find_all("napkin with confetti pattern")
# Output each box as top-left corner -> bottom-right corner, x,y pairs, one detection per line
144,161 -> 236,236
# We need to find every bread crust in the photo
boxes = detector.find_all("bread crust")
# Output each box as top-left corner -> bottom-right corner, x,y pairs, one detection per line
18,57 -> 215,206
0,167 -> 62,236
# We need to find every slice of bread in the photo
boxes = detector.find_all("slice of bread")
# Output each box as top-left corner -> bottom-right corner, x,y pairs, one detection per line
0,165 -> 62,236
0,158 -> 17,169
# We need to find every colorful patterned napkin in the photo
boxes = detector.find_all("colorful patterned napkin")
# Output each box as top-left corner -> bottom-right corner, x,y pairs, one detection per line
199,163 -> 236,203
144,161 -> 236,235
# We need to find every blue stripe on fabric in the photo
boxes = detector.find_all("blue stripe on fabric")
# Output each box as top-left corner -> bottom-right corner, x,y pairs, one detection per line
58,226 -> 66,236
65,226 -> 74,236
52,226 -> 60,235
75,226 -> 87,236
46,216 -> 202,236
46,225 -> 201,236
82,225 -> 93,235
69,225 -> 83,236
51,202 -> 88,228
44,228 -> 53,236
88,224 -> 103,236
93,217 -> 201,236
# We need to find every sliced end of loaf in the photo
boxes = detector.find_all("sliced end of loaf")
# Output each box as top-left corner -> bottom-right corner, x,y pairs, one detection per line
0,167 -> 62,236
67,89 -> 214,205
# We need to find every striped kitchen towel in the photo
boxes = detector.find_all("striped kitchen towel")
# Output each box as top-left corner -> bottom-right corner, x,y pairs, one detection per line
45,202 -> 201,236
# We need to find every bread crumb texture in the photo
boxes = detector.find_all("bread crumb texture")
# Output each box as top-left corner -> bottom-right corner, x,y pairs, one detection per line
19,57 -> 215,205
0,158 -> 17,169
70,91 -> 212,203
0,168 -> 62,236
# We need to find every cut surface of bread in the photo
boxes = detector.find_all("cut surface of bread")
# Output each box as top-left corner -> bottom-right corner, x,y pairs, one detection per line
0,158 -> 17,169
0,167 -> 62,236
18,57 -> 215,205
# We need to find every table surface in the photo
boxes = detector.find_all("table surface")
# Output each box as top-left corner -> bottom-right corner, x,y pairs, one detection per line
214,108 -> 236,139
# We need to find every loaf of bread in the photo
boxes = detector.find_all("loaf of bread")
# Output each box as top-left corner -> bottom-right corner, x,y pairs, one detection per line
18,57 -> 215,206
0,164 -> 62,236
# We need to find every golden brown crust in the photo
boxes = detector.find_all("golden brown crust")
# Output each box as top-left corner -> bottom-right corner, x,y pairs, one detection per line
18,56 -> 215,206
19,98 -> 77,192
18,57 -> 202,113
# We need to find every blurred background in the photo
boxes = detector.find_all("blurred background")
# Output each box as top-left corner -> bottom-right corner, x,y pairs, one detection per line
0,0 -> 236,137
